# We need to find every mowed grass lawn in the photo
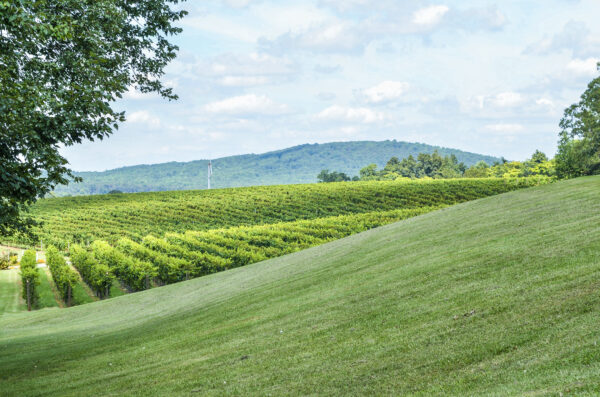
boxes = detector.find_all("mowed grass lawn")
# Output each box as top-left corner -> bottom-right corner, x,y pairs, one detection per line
1,177 -> 600,396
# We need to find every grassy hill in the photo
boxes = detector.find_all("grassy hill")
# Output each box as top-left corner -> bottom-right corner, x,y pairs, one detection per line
53,140 -> 501,196
1,177 -> 598,395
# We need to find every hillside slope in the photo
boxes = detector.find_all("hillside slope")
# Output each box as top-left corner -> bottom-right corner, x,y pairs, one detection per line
54,140 -> 501,196
2,177 -> 599,396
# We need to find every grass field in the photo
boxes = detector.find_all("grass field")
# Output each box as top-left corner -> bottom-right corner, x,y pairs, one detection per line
37,268 -> 61,309
0,177 -> 598,395
0,269 -> 26,314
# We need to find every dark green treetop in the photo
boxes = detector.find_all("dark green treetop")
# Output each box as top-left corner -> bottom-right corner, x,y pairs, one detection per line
556,63 -> 600,178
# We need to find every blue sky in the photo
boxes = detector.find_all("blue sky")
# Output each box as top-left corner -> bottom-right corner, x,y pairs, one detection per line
62,0 -> 600,171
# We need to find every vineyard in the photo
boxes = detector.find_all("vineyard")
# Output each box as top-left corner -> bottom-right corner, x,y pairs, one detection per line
2,178 -> 550,304
6,178 -> 547,249
29,178 -> 550,298
87,206 -> 440,292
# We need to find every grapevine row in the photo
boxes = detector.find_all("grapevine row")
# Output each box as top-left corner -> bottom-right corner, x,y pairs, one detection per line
80,206 -> 441,292
46,246 -> 78,306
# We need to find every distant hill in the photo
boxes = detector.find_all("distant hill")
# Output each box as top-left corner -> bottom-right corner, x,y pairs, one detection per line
54,140 -> 501,196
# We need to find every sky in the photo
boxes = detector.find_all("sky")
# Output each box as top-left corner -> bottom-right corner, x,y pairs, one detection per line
61,0 -> 600,171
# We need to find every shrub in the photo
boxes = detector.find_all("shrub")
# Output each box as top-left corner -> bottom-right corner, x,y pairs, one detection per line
20,250 -> 39,310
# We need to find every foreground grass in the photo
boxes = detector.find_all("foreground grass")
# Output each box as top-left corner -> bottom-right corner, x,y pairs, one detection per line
0,177 -> 599,396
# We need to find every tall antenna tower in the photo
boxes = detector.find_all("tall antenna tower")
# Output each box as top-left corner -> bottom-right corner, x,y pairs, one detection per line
207,160 -> 213,189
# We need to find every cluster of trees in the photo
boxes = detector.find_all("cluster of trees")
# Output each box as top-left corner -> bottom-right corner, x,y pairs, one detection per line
317,170 -> 358,182
46,246 -> 78,307
319,150 -> 556,182
358,152 -> 468,181
464,151 -> 555,178
19,250 -> 39,311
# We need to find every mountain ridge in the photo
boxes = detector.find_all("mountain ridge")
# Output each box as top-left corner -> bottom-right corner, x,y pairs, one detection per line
55,140 -> 501,196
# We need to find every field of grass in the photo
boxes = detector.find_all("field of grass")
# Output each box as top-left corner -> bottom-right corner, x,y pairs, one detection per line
0,269 -> 26,314
71,276 -> 96,306
109,280 -> 127,298
0,177 -> 597,395
37,268 -> 60,309
3,178 -> 545,248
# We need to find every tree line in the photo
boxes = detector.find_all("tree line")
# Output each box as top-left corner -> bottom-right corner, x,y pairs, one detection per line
318,149 -> 555,183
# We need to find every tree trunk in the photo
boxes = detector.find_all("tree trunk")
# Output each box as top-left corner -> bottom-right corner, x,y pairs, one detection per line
67,285 -> 72,307
26,279 -> 31,311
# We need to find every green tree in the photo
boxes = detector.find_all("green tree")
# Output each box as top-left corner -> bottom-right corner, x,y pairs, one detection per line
359,164 -> 379,180
464,161 -> 491,178
398,155 -> 419,178
0,0 -> 187,236
556,62 -> 600,178
317,170 -> 352,183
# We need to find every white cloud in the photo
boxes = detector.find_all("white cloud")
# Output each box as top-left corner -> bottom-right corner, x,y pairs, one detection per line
317,105 -> 385,124
318,0 -> 371,12
127,111 -> 161,128
491,92 -> 524,108
219,76 -> 270,87
525,21 -> 600,58
222,0 -> 253,8
204,94 -> 289,115
182,15 -> 261,43
566,58 -> 599,76
362,81 -> 410,103
259,21 -> 370,54
209,53 -> 297,86
535,98 -> 554,107
485,123 -> 524,133
412,5 -> 449,27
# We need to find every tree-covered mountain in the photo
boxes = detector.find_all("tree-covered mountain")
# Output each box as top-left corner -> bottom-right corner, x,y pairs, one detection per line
54,140 -> 501,196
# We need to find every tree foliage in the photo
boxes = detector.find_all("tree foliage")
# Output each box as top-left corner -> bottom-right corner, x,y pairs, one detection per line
355,150 -> 555,181
0,0 -> 187,236
317,170 -> 355,182
556,63 -> 600,178
358,151 -> 467,180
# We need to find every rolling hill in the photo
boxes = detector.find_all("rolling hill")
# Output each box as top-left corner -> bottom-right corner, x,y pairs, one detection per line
53,140 -> 501,196
1,176 -> 599,396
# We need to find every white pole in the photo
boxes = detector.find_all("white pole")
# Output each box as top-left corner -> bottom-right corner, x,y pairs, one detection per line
207,160 -> 213,189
